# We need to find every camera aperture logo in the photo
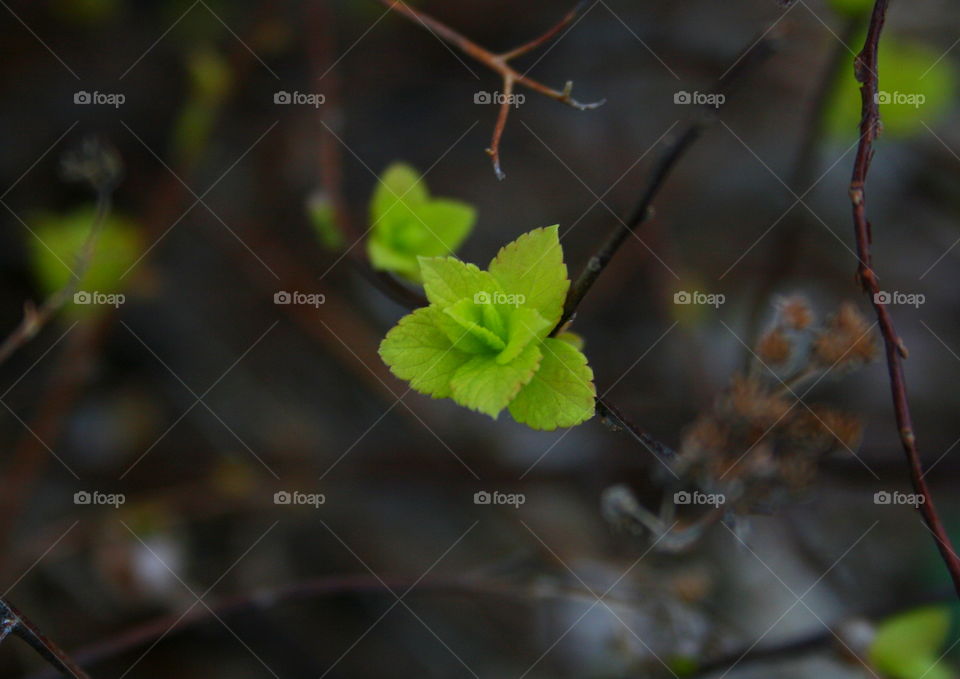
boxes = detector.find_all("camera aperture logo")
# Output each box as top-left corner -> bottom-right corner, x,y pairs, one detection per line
74,90 -> 125,108
274,490 -> 326,508
874,490 -> 925,507
873,291 -> 925,308
274,291 -> 326,308
674,490 -> 725,508
74,291 -> 125,308
274,91 -> 326,108
474,91 -> 525,108
473,291 -> 525,308
875,91 -> 925,108
674,290 -> 725,308
74,490 -> 125,508
474,490 -> 525,509
674,91 -> 725,109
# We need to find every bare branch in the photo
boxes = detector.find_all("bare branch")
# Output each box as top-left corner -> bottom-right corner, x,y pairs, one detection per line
377,0 -> 603,179
555,30 -> 779,331
847,0 -> 960,598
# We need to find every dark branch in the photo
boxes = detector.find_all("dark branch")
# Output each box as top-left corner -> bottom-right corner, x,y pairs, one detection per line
846,0 -> 960,598
555,30 -> 780,332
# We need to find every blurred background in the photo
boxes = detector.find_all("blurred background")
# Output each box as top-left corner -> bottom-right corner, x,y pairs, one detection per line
1,0 -> 960,677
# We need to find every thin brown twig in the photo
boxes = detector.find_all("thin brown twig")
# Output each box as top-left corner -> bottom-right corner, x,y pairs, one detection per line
847,0 -> 960,598
556,30 -> 780,332
377,0 -> 604,179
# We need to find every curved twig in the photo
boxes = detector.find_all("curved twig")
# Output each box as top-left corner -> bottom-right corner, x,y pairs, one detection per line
847,0 -> 960,598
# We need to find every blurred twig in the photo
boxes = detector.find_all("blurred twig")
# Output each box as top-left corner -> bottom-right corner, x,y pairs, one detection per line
847,0 -> 960,599
556,30 -> 780,331
376,0 -> 604,179
0,599 -> 90,679
0,188 -> 112,368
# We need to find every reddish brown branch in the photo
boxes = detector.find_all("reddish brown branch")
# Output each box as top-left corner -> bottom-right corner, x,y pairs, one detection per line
848,0 -> 960,598
377,0 -> 603,179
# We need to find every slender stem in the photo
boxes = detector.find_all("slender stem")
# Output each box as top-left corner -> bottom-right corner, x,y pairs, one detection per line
0,189 -> 112,367
555,31 -> 779,331
0,599 -> 91,678
847,0 -> 960,598
377,0 -> 603,178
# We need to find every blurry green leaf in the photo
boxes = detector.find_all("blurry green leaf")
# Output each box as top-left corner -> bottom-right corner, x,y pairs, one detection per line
870,606 -> 955,679
827,0 -> 873,17
186,47 -> 232,103
367,163 -> 476,283
171,47 -> 232,168
307,193 -> 344,251
826,37 -> 955,138
51,0 -> 119,24
29,205 -> 142,311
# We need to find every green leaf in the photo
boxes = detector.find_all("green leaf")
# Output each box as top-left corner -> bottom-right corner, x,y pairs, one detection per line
489,225 -> 569,328
419,257 -> 500,309
410,199 -> 476,257
870,606 -> 954,679
367,163 -> 476,283
499,307 -> 550,364
371,163 -> 428,223
29,205 -> 141,298
442,298 -> 507,354
377,227 -> 596,431
509,338 -> 596,430
450,343 -> 542,418
379,307 -> 471,399
369,238 -> 420,278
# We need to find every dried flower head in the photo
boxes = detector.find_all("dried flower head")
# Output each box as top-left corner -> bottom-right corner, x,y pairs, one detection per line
813,302 -> 878,368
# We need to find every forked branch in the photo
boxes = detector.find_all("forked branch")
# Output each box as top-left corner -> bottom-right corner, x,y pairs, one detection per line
377,0 -> 604,179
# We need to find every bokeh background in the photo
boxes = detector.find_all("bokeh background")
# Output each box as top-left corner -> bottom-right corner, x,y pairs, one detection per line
1,0 -> 960,677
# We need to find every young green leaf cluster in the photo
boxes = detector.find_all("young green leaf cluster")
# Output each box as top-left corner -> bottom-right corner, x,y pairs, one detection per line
367,163 -> 476,282
379,226 -> 596,430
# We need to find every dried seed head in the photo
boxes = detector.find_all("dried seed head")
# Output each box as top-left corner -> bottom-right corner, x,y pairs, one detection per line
727,375 -> 792,428
756,328 -> 792,364
813,303 -> 877,367
776,295 -> 814,330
